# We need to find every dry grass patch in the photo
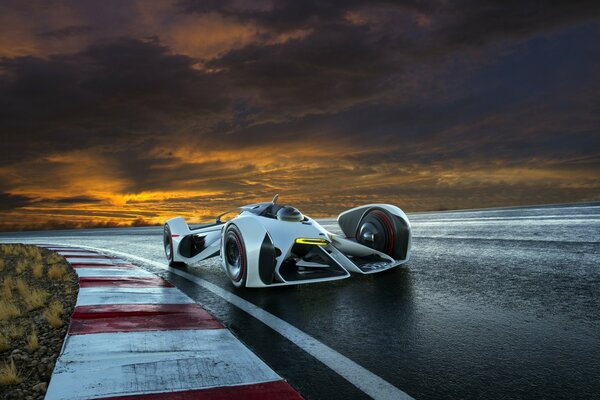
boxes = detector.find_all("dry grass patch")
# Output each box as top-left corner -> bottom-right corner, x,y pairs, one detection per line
0,335 -> 8,351
23,288 -> 49,311
26,327 -> 39,353
46,253 -> 64,265
0,301 -> 21,321
32,261 -> 43,279
16,279 -> 49,311
44,301 -> 65,328
47,264 -> 66,280
0,259 -> 4,272
0,359 -> 22,386
15,259 -> 28,274
4,325 -> 24,340
2,277 -> 13,300
1,244 -> 18,256
15,278 -> 28,297
24,246 -> 42,263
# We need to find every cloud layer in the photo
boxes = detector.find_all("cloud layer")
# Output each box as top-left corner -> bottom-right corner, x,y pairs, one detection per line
0,0 -> 599,230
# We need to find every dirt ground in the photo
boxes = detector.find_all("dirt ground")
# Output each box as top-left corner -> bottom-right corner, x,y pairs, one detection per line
0,244 -> 78,400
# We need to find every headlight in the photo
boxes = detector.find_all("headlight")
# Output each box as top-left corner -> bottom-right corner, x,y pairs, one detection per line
294,238 -> 329,246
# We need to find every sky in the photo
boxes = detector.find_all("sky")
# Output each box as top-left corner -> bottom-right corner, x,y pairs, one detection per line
0,0 -> 599,231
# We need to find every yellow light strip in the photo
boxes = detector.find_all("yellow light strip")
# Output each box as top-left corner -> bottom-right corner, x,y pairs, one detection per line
295,238 -> 330,246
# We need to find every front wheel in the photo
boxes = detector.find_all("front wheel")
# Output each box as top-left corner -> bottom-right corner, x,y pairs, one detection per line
223,225 -> 247,287
164,224 -> 186,268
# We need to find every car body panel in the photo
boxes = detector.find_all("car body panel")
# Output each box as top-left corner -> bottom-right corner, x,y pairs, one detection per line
164,199 -> 411,288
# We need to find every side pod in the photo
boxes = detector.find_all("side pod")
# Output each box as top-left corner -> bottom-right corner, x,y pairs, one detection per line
166,217 -> 192,237
164,217 -> 191,264
166,217 -> 222,264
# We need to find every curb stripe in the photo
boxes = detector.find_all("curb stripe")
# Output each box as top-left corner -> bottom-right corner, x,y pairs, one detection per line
96,381 -> 304,400
34,244 -> 304,400
74,268 -> 156,277
70,262 -> 121,267
69,304 -> 223,334
57,251 -> 103,256
72,263 -> 138,269
67,257 -> 127,264
73,303 -> 212,316
48,330 -> 283,400
79,277 -> 174,288
63,254 -> 113,259
78,246 -> 413,400
76,287 -> 195,306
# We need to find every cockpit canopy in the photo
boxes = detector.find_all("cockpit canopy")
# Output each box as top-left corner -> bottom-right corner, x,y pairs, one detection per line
276,205 -> 304,222
235,195 -> 306,222
242,202 -> 305,222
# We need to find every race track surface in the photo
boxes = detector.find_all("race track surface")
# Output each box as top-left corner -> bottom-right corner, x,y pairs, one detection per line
2,203 -> 599,399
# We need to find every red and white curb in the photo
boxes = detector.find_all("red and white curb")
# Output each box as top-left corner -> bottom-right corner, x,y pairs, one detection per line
40,245 -> 303,400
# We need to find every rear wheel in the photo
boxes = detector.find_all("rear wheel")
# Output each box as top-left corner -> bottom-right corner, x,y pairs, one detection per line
356,209 -> 395,256
164,224 -> 186,268
223,225 -> 247,287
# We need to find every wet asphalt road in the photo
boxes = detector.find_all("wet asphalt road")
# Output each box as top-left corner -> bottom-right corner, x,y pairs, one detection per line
2,203 -> 599,400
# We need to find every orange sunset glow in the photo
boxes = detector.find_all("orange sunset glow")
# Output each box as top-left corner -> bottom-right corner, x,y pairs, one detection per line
1,1 -> 599,231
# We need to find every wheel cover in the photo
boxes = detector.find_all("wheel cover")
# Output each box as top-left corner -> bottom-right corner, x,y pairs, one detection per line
357,210 -> 394,255
225,230 -> 245,281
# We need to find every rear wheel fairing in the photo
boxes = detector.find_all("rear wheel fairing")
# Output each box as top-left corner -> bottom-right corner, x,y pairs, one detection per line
164,217 -> 191,263
337,204 -> 412,263
165,216 -> 224,264
179,227 -> 222,264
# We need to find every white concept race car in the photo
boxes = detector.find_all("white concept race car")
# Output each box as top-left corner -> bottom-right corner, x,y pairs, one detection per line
163,195 -> 411,288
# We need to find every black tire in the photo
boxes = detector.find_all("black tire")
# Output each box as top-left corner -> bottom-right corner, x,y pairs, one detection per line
163,224 -> 186,268
223,224 -> 247,287
356,209 -> 396,257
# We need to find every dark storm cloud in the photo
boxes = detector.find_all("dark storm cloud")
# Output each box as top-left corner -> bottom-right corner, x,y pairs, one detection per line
44,196 -> 102,205
435,0 -> 600,46
0,192 -> 101,211
0,193 -> 35,211
180,0 -> 600,43
0,0 -> 598,231
178,0 -> 356,31
39,25 -> 96,39
206,22 -> 403,118
2,1 -> 598,163
194,0 -> 600,144
108,149 -> 259,193
0,37 -> 230,165
178,0 -> 430,31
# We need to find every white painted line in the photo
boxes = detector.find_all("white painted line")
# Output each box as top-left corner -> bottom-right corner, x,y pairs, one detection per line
77,287 -> 194,306
63,244 -> 414,400
66,257 -> 127,264
56,251 -> 102,256
46,329 -> 281,400
74,267 -> 155,278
